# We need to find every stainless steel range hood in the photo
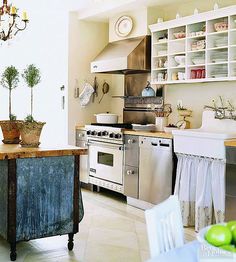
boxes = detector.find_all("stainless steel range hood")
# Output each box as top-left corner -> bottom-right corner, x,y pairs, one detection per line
91,36 -> 151,75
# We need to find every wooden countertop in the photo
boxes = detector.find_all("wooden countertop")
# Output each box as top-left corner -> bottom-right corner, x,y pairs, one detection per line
0,144 -> 87,160
75,125 -> 172,139
225,140 -> 236,147
124,130 -> 173,139
75,125 -> 86,130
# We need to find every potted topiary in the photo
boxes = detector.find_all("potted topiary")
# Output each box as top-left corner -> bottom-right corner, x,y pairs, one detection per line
0,66 -> 22,144
18,64 -> 45,147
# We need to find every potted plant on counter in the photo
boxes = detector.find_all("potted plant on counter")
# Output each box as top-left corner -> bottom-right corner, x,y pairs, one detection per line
18,64 -> 45,147
0,66 -> 22,144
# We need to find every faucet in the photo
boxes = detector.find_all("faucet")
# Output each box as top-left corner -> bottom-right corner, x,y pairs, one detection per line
204,98 -> 236,121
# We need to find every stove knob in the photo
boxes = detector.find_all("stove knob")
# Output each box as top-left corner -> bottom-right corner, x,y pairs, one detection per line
91,131 -> 97,136
104,131 -> 108,136
86,130 -> 91,135
109,133 -> 114,138
97,131 -> 102,136
115,134 -> 122,139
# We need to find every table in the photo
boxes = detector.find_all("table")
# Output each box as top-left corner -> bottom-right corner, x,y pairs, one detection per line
0,144 -> 87,261
147,241 -> 200,262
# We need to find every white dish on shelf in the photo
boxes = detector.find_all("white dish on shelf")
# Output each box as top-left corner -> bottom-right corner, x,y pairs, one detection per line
212,58 -> 227,63
174,55 -> 185,66
211,73 -> 228,78
192,57 -> 205,65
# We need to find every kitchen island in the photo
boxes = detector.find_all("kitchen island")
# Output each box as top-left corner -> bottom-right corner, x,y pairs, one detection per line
0,144 -> 87,261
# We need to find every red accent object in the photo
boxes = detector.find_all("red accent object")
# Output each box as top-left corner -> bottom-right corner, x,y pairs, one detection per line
191,70 -> 197,79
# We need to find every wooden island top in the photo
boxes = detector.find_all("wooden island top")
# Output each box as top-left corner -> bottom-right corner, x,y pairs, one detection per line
0,144 -> 87,160
225,140 -> 236,147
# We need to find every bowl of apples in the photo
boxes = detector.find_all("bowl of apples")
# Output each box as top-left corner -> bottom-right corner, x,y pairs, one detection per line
197,221 -> 236,260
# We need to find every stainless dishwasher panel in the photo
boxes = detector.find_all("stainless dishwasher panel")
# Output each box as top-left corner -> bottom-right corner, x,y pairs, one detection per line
124,166 -> 139,198
124,135 -> 139,198
139,136 -> 173,204
76,130 -> 88,184
124,135 -> 139,167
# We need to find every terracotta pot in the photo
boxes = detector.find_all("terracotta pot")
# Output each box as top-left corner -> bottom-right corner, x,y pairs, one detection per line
17,121 -> 45,148
0,120 -> 23,144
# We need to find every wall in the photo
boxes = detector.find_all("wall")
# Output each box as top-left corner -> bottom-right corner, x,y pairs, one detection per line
0,0 -> 69,145
68,14 -> 112,145
160,0 -> 236,128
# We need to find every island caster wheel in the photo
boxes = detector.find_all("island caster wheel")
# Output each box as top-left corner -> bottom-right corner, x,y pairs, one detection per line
68,233 -> 74,251
10,251 -> 17,261
10,243 -> 17,261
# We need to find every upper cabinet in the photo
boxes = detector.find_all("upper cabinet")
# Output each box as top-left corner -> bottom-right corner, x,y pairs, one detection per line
149,5 -> 236,84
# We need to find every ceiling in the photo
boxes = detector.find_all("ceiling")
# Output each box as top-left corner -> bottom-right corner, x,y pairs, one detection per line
76,0 -> 189,21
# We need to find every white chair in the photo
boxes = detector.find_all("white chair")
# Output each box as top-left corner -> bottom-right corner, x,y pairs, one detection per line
145,195 -> 184,258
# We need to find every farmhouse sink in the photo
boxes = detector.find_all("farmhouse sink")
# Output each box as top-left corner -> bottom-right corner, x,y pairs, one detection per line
172,111 -> 236,159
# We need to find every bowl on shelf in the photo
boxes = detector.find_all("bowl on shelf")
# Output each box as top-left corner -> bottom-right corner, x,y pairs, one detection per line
214,37 -> 228,47
174,55 -> 186,66
214,22 -> 228,32
192,57 -> 205,65
173,32 -> 186,39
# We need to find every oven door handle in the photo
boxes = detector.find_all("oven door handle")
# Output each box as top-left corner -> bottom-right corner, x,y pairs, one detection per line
88,141 -> 124,151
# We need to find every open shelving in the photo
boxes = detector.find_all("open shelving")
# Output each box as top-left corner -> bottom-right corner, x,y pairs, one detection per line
149,5 -> 236,84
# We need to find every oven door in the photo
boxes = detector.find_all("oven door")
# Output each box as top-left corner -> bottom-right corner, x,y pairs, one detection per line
88,140 -> 123,184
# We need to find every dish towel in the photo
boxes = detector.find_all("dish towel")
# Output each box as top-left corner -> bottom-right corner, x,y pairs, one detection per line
79,82 -> 94,106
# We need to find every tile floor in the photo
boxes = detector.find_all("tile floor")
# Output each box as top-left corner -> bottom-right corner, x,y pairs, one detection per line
0,189 -> 196,262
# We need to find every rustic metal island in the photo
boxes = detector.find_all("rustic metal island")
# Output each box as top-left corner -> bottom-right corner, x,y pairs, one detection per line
0,144 -> 87,261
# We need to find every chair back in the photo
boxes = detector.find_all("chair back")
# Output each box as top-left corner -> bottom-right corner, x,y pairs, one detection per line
145,195 -> 184,258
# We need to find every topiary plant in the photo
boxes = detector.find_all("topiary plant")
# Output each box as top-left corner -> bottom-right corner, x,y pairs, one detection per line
22,64 -> 41,122
1,65 -> 19,121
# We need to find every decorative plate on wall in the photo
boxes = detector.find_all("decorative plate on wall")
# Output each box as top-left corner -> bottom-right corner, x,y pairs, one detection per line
114,16 -> 133,37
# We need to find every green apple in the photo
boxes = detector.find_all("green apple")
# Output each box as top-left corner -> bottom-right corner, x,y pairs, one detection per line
232,227 -> 236,244
220,245 -> 236,253
205,225 -> 232,247
226,221 -> 236,232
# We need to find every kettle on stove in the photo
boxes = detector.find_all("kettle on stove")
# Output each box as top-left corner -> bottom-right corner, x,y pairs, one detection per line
141,81 -> 155,97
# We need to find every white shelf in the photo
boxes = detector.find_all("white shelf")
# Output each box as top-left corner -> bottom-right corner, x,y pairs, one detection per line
187,49 -> 205,53
151,77 -> 236,85
207,46 -> 228,51
187,34 -> 206,39
207,30 -> 228,36
152,68 -> 168,71
188,64 -> 206,68
169,52 -> 185,56
207,62 -> 228,66
150,5 -> 236,84
169,38 -> 186,42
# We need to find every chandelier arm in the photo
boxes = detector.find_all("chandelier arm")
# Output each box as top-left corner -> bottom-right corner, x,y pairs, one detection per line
14,21 -> 27,36
5,15 -> 16,40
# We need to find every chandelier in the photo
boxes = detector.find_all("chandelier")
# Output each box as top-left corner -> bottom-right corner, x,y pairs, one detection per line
0,0 -> 29,42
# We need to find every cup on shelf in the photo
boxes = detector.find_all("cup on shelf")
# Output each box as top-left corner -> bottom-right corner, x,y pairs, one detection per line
158,73 -> 164,81
172,72 -> 178,80
157,18 -> 164,23
178,72 -> 185,80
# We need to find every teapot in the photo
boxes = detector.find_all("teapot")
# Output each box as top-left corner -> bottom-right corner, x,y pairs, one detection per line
141,81 -> 155,97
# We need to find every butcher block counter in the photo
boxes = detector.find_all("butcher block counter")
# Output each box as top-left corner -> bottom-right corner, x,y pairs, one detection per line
123,130 -> 173,139
0,144 -> 87,261
75,125 -> 173,139
225,140 -> 236,147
